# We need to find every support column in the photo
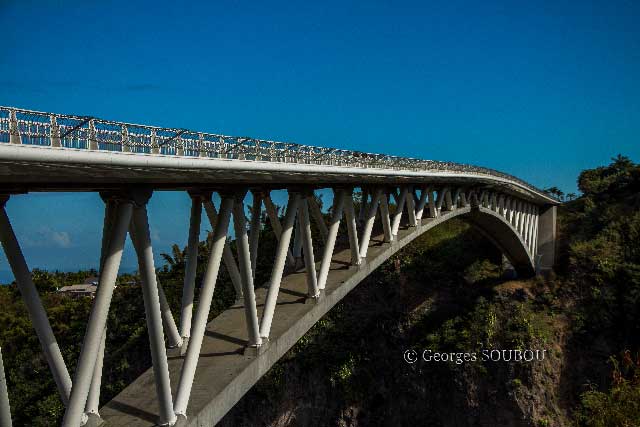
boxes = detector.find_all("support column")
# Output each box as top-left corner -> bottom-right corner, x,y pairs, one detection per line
358,188 -> 369,225
343,189 -> 361,265
62,198 -> 132,427
85,195 -> 117,420
426,187 -> 437,218
203,200 -> 243,299
531,206 -> 539,256
264,194 -> 295,267
180,193 -> 203,344
232,193 -> 262,348
174,196 -> 233,418
300,197 -> 319,298
536,205 -> 556,273
129,223 -> 182,350
391,187 -> 408,236
84,331 -> 105,420
379,191 -> 393,243
359,188 -> 382,259
0,347 -> 11,427
293,217 -> 303,268
317,189 -> 346,290
249,191 -> 263,281
130,192 -> 176,426
407,187 -> 429,225
307,195 -> 329,243
259,192 -> 300,339
0,196 -> 72,407
435,188 -> 448,215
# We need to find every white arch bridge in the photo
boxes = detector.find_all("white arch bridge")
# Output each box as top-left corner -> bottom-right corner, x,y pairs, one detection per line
0,107 -> 558,427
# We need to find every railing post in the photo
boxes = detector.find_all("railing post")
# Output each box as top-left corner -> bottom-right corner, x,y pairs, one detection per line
121,125 -> 130,152
0,196 -> 72,407
8,111 -> 20,145
180,192 -> 203,346
50,115 -> 61,148
88,119 -> 98,150
151,129 -> 160,154
198,133 -> 207,157
174,195 -> 233,418
129,190 -> 176,426
259,192 -> 300,339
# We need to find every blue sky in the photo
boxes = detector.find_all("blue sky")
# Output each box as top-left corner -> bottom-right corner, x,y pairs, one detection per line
0,0 -> 638,276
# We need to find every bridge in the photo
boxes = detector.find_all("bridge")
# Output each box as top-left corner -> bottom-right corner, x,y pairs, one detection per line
0,106 -> 558,427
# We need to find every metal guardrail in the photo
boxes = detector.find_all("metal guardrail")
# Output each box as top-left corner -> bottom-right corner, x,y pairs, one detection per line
0,106 -> 552,198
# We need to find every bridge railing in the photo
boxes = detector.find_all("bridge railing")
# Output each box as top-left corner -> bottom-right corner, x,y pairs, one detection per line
0,106 -> 549,197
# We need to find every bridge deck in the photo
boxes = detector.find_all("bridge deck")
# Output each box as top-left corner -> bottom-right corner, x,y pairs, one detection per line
100,217 -> 442,427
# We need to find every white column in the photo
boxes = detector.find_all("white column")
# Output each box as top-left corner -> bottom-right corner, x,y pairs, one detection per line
293,217 -> 303,267
131,201 -> 176,426
232,194 -> 262,347
129,222 -> 182,350
379,191 -> 393,243
300,198 -> 319,298
343,189 -> 361,265
317,189 -> 346,290
0,198 -> 72,407
174,196 -> 233,418
358,188 -> 369,225
426,187 -> 437,218
84,194 -> 117,419
264,194 -> 295,267
202,200 -> 243,299
249,191 -> 263,281
391,187 -> 408,236
405,186 -> 418,226
307,195 -> 329,243
180,194 -> 203,341
435,188 -> 448,215
359,188 -> 382,259
62,200 -> 132,427
0,347 -> 11,427
84,331 -> 105,419
532,207 -> 540,256
259,193 -> 300,339
414,186 -> 428,221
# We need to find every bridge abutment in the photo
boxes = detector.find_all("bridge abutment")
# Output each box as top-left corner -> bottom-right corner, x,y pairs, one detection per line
536,205 -> 557,273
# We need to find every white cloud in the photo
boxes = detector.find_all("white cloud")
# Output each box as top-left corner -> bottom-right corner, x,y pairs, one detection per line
23,227 -> 73,248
